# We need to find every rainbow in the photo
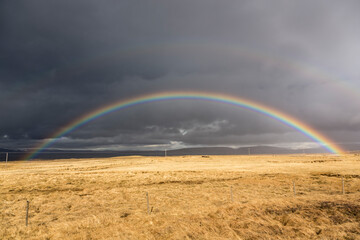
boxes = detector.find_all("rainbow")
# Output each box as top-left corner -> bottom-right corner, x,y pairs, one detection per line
25,91 -> 344,159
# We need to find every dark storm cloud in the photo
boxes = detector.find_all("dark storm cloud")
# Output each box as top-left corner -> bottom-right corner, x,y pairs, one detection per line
1,0 -> 360,151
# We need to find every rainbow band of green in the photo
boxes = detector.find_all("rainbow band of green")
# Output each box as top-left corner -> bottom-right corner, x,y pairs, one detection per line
26,91 -> 344,159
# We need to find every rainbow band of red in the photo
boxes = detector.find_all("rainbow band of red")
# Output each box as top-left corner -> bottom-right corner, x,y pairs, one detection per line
25,91 -> 344,159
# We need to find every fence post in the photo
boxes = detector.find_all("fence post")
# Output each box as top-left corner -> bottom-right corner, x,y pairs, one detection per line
293,181 -> 296,196
342,177 -> 345,195
230,186 -> 233,202
6,152 -> 8,166
146,192 -> 150,215
26,200 -> 30,226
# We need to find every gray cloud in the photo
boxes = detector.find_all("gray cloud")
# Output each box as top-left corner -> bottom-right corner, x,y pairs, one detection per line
1,0 -> 359,151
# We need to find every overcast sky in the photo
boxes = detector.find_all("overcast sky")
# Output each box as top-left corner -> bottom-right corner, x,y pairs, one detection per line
1,0 -> 360,151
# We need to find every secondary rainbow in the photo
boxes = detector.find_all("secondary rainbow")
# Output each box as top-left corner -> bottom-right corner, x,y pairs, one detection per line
25,91 -> 344,159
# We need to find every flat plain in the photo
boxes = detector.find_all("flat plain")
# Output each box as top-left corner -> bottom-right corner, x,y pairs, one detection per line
1,154 -> 360,239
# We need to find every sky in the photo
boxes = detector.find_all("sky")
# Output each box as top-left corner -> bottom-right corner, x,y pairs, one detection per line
1,0 -> 360,152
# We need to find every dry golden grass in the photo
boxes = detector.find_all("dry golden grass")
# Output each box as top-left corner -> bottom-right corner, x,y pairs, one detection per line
1,154 -> 360,239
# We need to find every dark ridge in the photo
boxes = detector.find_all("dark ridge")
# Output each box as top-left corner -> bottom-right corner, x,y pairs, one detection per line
0,146 -> 333,161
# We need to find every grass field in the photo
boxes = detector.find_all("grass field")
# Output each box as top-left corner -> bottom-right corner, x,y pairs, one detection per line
1,154 -> 360,239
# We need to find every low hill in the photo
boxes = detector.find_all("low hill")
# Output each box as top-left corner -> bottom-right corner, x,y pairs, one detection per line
0,146 -> 332,160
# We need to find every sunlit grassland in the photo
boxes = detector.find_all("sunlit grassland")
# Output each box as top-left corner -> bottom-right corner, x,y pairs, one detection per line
1,154 -> 360,239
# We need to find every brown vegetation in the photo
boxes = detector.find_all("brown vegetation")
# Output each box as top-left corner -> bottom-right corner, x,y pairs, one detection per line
1,154 -> 360,239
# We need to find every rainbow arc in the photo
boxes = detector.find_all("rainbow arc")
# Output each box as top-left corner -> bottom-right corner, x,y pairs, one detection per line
26,91 -> 344,160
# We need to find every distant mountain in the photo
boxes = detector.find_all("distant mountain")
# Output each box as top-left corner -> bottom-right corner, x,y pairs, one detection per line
338,144 -> 360,152
168,147 -> 237,155
0,149 -> 25,161
1,144 -> 359,161
167,146 -> 327,155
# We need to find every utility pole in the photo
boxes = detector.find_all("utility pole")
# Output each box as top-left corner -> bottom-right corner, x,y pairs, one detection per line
165,149 -> 167,157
